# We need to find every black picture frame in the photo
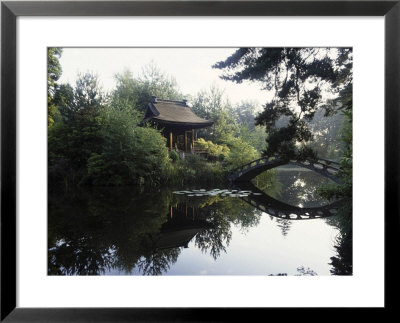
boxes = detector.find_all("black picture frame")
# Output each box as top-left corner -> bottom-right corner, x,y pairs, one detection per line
1,0 -> 398,321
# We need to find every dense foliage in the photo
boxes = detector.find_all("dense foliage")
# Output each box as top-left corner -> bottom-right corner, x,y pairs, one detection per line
48,48 -> 63,127
48,48 -> 351,196
48,54 -> 272,189
213,48 -> 351,161
113,63 -> 183,112
49,71 -> 170,188
317,48 -> 352,200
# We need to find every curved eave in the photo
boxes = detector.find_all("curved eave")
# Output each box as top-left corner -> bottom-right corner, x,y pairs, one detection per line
148,102 -> 160,116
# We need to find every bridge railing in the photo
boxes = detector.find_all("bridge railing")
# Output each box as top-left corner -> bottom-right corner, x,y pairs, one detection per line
316,158 -> 340,166
290,159 -> 341,177
231,156 -> 280,174
230,156 -> 341,178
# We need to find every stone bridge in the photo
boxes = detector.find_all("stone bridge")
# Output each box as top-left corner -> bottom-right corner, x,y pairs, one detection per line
229,156 -> 342,183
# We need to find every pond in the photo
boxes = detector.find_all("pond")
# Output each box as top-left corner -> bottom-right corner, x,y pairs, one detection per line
48,166 -> 352,276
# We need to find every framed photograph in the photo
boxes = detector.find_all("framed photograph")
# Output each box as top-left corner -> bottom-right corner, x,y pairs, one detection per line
1,0 -> 398,321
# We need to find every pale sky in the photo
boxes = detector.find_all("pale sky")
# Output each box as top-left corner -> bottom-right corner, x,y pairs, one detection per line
58,48 -> 274,109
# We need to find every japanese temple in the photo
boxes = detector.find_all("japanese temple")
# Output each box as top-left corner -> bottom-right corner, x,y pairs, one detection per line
143,96 -> 214,152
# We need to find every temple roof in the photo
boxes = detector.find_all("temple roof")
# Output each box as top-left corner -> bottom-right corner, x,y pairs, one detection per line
144,98 -> 214,129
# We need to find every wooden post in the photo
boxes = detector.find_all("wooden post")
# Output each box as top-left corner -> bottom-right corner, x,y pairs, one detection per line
192,129 -> 194,148
169,131 -> 173,151
184,131 -> 188,152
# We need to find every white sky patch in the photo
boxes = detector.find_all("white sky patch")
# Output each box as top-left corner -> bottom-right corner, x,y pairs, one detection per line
58,47 -> 273,107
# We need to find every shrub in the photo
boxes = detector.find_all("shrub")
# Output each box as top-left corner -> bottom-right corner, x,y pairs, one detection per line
169,150 -> 179,162
224,137 -> 260,169
163,154 -> 228,186
195,138 -> 230,159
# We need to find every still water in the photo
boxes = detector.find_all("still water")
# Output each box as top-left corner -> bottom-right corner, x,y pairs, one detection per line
48,166 -> 352,276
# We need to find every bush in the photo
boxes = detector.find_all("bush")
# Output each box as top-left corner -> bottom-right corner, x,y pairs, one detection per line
163,154 -> 228,186
169,150 -> 179,162
224,137 -> 260,169
49,98 -> 170,187
87,111 -> 169,186
195,138 -> 230,159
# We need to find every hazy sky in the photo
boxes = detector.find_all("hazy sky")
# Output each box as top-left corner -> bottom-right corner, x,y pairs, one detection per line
58,48 -> 273,108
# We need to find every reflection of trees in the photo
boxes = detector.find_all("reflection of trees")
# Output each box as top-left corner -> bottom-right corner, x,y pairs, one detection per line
48,237 -> 116,275
48,187 -> 172,275
268,266 -> 318,276
277,169 -> 332,207
252,170 -> 282,199
274,218 -> 292,237
254,167 -> 332,208
229,205 -> 262,233
325,201 -> 352,275
49,188 -> 264,275
195,224 -> 231,260
136,249 -> 181,276
49,185 -> 351,276
194,205 -> 232,260
296,266 -> 318,276
190,197 -> 261,259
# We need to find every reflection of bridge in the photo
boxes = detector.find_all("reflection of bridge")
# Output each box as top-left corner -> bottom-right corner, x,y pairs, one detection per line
235,182 -> 345,220
229,156 -> 342,183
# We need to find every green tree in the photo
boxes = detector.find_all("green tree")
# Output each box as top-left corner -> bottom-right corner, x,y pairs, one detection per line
213,48 -> 346,161
87,103 -> 169,186
49,73 -> 107,186
317,48 -> 352,200
47,48 -> 63,127
191,86 -> 237,144
225,137 -> 260,169
231,100 -> 259,130
191,84 -> 225,120
57,72 -> 106,123
306,108 -> 345,160
113,63 -> 183,112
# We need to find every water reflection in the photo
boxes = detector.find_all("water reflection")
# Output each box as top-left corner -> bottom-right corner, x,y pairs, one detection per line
48,187 -> 262,275
236,181 -> 344,220
254,166 -> 333,208
252,167 -> 352,275
48,169 -> 352,275
325,202 -> 353,275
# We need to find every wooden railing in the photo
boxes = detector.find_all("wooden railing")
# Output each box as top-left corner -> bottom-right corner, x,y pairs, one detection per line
191,146 -> 209,158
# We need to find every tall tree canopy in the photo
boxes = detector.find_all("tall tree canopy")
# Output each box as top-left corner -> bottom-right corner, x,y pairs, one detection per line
213,48 -> 350,161
56,72 -> 105,124
49,72 -> 170,187
47,48 -> 63,127
113,62 -> 183,112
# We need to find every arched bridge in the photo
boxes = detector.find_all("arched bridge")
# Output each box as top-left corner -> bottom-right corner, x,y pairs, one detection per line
229,156 -> 342,183
235,182 -> 345,220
